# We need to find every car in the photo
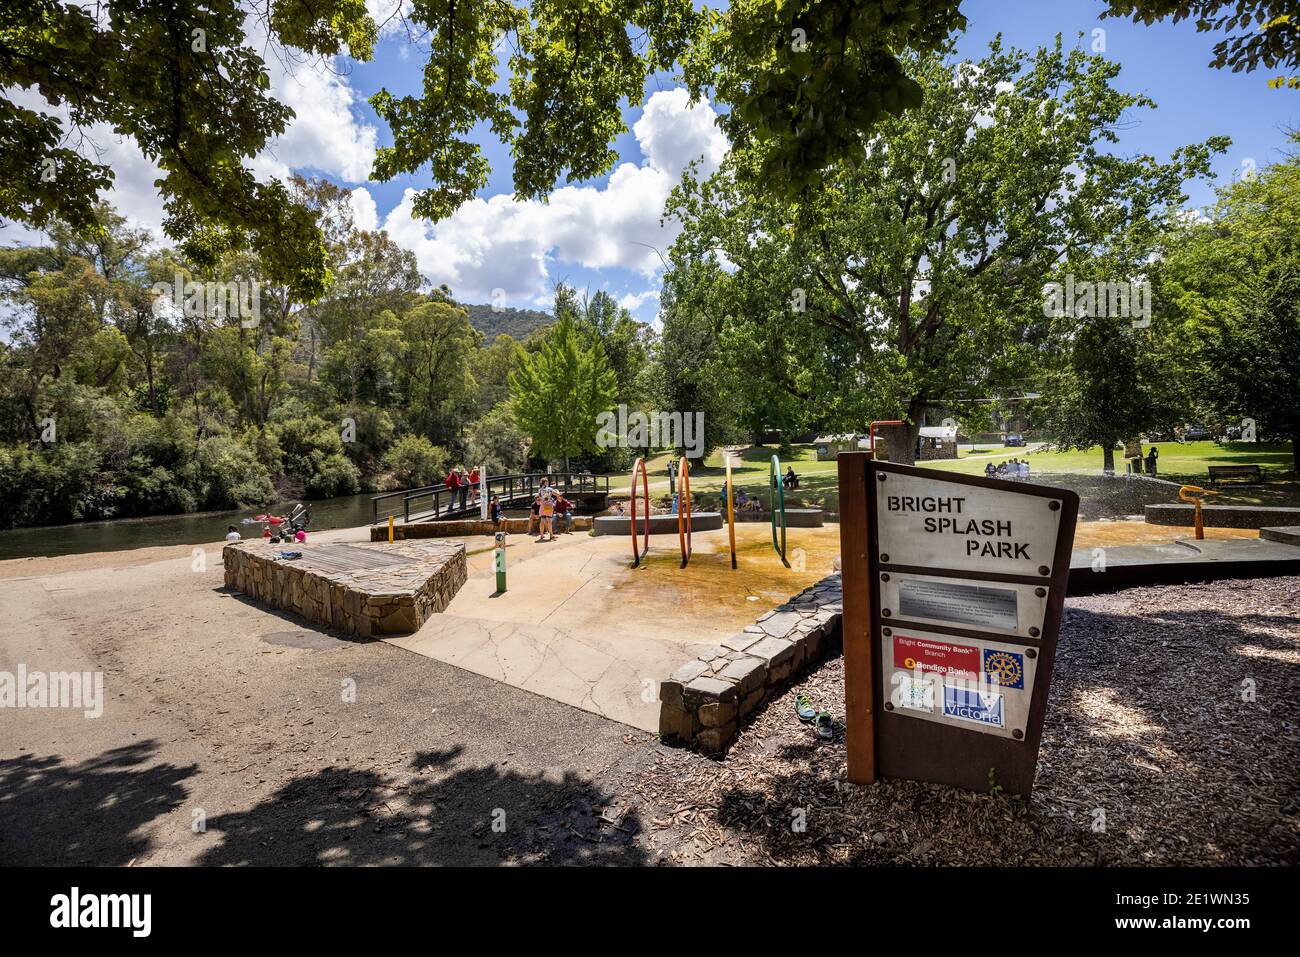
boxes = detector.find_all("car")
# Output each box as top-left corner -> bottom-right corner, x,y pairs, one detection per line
1004,433 -> 1026,447
1183,425 -> 1212,441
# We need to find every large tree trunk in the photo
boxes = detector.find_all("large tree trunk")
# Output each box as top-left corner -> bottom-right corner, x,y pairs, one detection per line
1103,444 -> 1116,474
879,420 -> 920,466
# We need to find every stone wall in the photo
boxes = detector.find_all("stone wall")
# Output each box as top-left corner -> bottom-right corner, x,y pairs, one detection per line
1145,504 -> 1300,528
658,574 -> 843,753
223,540 -> 467,637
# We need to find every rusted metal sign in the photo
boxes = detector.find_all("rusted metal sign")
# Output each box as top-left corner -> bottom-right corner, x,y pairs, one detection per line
839,456 -> 1078,796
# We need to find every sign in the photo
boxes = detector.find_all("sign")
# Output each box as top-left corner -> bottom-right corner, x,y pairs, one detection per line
837,456 -> 1078,797
874,471 -> 1066,577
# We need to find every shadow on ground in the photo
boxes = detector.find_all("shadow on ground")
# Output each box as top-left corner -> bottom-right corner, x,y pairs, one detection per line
0,740 -> 196,866
196,746 -> 648,866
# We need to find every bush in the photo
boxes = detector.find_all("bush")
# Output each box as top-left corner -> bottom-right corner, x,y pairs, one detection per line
382,435 -> 448,489
308,452 -> 362,498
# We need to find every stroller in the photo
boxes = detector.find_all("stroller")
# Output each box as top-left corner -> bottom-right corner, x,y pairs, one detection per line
284,503 -> 311,538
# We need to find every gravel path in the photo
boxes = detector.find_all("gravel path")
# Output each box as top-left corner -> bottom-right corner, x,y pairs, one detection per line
628,577 -> 1300,865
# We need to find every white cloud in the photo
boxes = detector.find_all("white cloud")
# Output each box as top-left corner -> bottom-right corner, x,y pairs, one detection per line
348,187 -> 379,232
257,48 -> 378,183
618,289 -> 659,311
381,88 -> 729,305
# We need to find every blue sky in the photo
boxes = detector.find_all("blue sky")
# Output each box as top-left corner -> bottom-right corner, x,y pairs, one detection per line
7,1 -> 1298,327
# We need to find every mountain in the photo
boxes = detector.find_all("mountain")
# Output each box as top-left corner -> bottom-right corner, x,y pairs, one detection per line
460,302 -> 554,341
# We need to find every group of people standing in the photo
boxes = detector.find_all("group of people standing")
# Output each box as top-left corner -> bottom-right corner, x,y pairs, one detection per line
987,458 -> 1031,480
444,465 -> 480,511
527,478 -> 573,541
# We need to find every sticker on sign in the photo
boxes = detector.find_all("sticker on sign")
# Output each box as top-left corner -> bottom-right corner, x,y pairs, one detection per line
943,684 -> 1004,727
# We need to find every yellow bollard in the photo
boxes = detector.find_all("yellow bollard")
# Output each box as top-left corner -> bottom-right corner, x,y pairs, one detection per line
388,514 -> 395,543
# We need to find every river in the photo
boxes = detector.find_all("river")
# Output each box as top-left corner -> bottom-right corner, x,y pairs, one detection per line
0,492 -> 380,561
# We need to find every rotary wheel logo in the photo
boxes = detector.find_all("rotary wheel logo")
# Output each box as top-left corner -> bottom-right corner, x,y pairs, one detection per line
984,651 -> 1022,687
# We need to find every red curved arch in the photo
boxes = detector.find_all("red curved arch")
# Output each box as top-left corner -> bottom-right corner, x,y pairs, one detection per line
677,456 -> 692,567
630,457 -> 650,565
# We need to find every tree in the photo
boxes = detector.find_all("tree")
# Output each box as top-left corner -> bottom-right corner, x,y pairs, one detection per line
660,39 -> 1226,463
0,1 -> 373,298
509,314 -> 617,471
382,434 -> 448,489
1104,2 -> 1300,79
1155,137 -> 1300,469
464,403 -> 530,476
396,296 -> 479,445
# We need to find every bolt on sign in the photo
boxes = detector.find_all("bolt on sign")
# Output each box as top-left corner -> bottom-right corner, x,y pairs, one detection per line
836,456 -> 1079,796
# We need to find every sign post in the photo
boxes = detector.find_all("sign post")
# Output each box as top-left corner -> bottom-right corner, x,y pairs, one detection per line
840,456 -> 1078,796
494,531 -> 507,593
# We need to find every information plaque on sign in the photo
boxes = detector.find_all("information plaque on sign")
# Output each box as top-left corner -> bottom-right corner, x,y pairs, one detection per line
836,455 -> 1079,797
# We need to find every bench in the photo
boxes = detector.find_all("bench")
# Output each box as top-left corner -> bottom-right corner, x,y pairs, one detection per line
1207,464 -> 1263,484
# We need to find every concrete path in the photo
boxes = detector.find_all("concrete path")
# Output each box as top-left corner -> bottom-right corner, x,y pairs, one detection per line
382,526 -> 842,731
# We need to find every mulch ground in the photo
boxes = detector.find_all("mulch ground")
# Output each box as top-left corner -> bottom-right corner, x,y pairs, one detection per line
628,576 -> 1300,865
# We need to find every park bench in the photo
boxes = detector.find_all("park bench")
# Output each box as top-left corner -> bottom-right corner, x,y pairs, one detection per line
1207,464 -> 1263,484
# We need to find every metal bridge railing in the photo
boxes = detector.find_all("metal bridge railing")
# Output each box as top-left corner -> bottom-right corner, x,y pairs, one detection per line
370,471 -> 610,525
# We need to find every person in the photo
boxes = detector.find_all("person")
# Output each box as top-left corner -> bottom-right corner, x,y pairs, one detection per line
536,480 -> 556,541
225,525 -> 241,542
614,500 -> 626,516
1146,446 -> 1159,477
490,494 -> 505,527
984,462 -> 996,479
262,524 -> 273,538
736,488 -> 750,510
783,465 -> 799,489
468,466 -> 480,506
445,466 -> 461,511
1020,459 -> 1031,480
554,494 -> 573,533
457,466 -> 470,510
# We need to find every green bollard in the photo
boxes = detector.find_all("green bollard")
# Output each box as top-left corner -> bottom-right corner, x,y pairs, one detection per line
494,531 -> 507,592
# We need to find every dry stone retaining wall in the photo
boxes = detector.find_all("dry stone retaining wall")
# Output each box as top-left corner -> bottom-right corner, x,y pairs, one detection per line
223,540 -> 466,637
659,573 -> 843,753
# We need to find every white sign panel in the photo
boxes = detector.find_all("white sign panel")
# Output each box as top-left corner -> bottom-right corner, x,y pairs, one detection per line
882,626 -> 1039,740
880,572 -> 1050,640
876,471 -> 1064,576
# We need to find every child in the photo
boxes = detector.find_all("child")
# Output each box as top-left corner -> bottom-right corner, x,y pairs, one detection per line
537,481 -> 556,542
225,525 -> 241,542
490,494 -> 504,527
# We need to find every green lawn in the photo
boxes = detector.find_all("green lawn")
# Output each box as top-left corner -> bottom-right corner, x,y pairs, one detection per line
601,440 -> 1296,513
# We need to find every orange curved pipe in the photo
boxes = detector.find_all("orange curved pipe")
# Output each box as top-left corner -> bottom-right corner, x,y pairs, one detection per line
677,456 -> 692,567
629,457 -> 650,565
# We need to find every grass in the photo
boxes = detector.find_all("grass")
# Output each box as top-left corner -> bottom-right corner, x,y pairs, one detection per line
600,440 -> 1297,513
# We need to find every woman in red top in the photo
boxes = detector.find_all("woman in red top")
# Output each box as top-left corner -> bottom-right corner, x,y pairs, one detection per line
444,468 -> 460,513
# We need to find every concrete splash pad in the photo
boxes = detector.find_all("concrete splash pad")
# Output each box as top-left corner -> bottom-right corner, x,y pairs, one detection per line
380,525 -> 841,731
